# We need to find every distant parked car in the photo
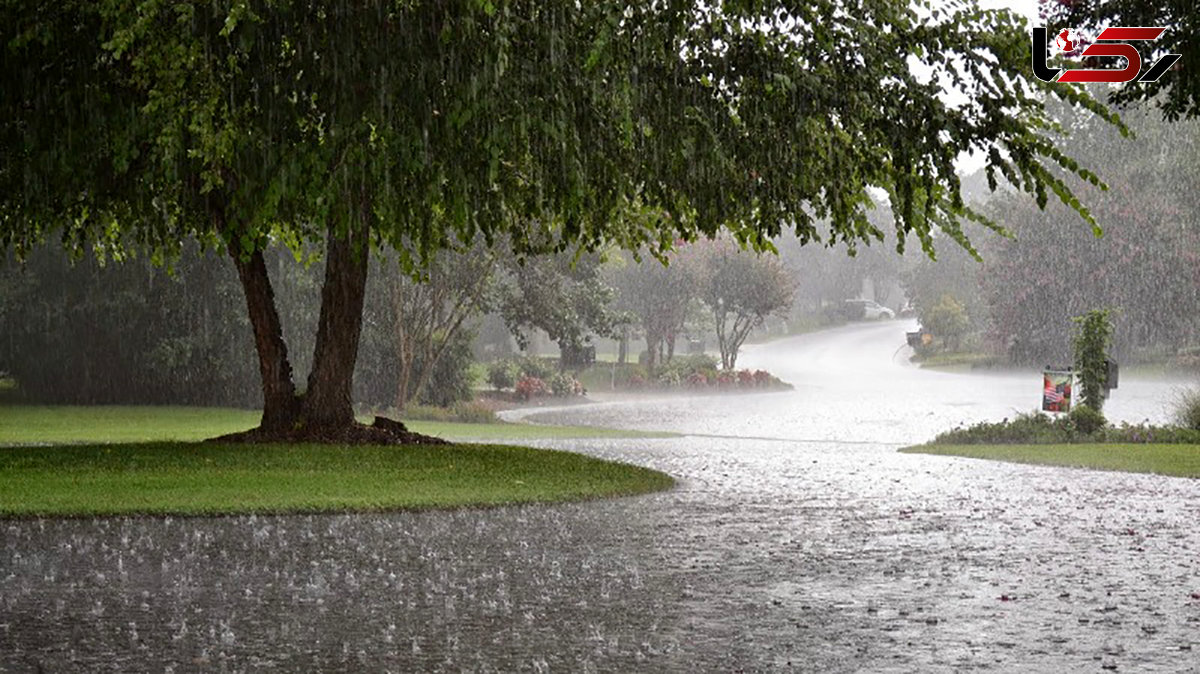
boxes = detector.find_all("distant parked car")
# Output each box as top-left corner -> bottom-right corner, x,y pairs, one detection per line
843,298 -> 895,321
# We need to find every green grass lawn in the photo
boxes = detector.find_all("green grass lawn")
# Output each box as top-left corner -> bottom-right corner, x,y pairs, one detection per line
902,443 -> 1200,478
0,405 -> 670,445
0,405 -> 675,517
0,441 -> 674,517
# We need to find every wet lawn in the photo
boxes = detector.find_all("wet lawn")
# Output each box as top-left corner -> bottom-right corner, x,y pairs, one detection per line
0,442 -> 675,517
902,443 -> 1200,478
0,405 -> 671,446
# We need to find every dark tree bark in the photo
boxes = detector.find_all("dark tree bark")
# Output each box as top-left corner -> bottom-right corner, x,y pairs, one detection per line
303,221 -> 371,430
229,245 -> 300,432
217,232 -> 446,446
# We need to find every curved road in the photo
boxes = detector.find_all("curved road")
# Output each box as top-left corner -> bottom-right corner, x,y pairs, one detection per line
521,319 -> 1182,444
3,322 -> 1198,672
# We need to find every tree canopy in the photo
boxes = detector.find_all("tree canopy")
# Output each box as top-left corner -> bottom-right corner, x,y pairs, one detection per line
3,0 -> 1112,257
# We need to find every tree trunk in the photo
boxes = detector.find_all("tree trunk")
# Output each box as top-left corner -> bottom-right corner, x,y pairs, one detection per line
714,309 -> 732,370
393,286 -> 413,411
229,245 -> 300,432
303,222 -> 371,430
394,349 -> 413,412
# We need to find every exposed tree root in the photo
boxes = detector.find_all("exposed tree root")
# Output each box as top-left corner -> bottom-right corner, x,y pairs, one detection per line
209,416 -> 449,446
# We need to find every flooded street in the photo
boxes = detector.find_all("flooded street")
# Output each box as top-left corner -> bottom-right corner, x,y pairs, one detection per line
523,319 -> 1185,444
4,322 -> 1199,672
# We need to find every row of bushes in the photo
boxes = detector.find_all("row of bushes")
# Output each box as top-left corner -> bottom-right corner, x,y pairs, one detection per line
514,373 -> 586,400
486,357 -> 587,401
930,407 -> 1200,446
576,354 -> 791,392
640,354 -> 788,391
489,352 -> 793,399
629,367 -> 783,390
488,356 -> 554,390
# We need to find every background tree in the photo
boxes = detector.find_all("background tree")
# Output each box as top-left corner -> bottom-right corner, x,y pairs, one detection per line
0,246 -> 259,405
497,251 -> 619,370
902,224 -> 986,341
776,241 -> 863,317
922,295 -> 971,351
776,206 -> 915,324
608,248 -> 699,371
2,0 -> 1117,441
699,240 -> 795,370
374,246 -> 495,411
978,101 -> 1200,365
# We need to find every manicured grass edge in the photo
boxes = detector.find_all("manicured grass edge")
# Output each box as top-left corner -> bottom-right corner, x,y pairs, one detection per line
0,404 -> 677,445
0,441 -> 676,519
900,442 -> 1200,479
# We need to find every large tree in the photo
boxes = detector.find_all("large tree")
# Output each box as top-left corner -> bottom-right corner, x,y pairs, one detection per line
2,0 -> 1112,440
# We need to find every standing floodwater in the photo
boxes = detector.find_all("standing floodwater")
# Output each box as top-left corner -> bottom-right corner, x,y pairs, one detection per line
520,320 -> 1184,444
3,322 -> 1199,671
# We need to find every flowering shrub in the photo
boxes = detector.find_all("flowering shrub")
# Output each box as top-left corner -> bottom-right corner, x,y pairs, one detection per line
514,375 -> 550,401
549,372 -> 585,397
592,359 -> 788,393
657,369 -> 682,387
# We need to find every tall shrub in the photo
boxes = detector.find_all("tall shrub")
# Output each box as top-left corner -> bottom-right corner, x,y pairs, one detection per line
1073,309 -> 1113,413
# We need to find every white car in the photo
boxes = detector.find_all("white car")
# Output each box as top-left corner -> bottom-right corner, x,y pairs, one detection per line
844,298 -> 895,320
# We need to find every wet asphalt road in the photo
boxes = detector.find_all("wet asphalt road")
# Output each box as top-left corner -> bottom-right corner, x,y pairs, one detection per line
3,321 -> 1199,672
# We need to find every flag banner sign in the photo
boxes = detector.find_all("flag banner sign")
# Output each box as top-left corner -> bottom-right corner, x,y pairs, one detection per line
1042,370 -> 1073,413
